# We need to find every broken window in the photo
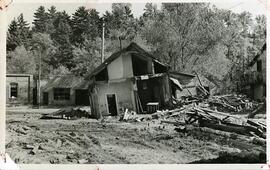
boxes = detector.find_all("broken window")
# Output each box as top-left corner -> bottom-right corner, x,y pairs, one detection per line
53,88 -> 70,100
95,68 -> 108,81
132,55 -> 150,76
10,82 -> 18,98
154,62 -> 167,73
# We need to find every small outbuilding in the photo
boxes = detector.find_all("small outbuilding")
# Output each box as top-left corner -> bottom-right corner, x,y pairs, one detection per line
41,75 -> 90,106
6,74 -> 34,105
169,72 -> 215,98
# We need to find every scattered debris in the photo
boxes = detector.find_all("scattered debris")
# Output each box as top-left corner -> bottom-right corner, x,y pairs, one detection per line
40,106 -> 91,120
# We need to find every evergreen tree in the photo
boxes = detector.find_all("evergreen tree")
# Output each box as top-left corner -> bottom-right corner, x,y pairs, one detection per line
104,3 -> 138,49
51,11 -> 74,69
32,6 -> 49,33
7,19 -> 20,51
17,13 -> 31,48
71,6 -> 90,46
7,14 -> 31,51
46,6 -> 58,34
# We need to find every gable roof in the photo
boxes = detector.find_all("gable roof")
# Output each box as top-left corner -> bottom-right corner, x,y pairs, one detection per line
85,42 -> 169,79
248,43 -> 266,67
169,72 -> 195,86
42,75 -> 90,92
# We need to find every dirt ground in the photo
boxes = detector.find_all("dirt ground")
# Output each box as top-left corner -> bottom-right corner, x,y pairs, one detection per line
6,107 -> 266,164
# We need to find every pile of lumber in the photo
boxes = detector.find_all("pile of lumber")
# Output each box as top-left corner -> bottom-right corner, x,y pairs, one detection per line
160,106 -> 266,140
40,107 -> 91,120
208,94 -> 257,112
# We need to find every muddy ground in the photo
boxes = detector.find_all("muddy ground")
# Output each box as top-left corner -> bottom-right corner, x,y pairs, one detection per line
6,108 -> 266,164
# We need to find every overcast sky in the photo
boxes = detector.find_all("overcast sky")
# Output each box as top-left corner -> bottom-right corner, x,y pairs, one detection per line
6,0 -> 267,26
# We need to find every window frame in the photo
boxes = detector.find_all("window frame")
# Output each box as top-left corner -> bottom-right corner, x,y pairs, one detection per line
53,88 -> 70,101
9,82 -> 18,98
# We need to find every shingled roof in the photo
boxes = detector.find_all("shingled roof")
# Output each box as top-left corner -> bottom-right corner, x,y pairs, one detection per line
85,42 -> 169,79
42,75 -> 90,92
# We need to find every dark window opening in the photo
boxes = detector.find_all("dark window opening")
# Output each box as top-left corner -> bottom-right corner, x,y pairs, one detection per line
132,55 -> 150,76
257,60 -> 262,72
95,68 -> 108,81
53,88 -> 70,100
154,62 -> 167,73
10,83 -> 18,98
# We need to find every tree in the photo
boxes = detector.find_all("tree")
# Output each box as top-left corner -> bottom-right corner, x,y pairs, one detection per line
7,46 -> 36,74
142,3 -> 158,19
71,6 -> 90,46
32,6 -> 50,33
252,15 -> 266,52
71,38 -> 102,76
31,33 -> 56,77
140,3 -> 223,71
104,3 -> 138,50
17,13 -> 31,48
51,11 -> 74,69
86,9 -> 100,40
7,19 -> 20,51
7,14 -> 31,51
46,6 -> 58,35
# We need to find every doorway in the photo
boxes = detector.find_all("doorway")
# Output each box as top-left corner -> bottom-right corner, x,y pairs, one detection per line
43,92 -> 49,105
106,94 -> 118,116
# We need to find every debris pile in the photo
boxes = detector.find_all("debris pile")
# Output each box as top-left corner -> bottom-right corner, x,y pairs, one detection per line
207,94 -> 258,113
40,106 -> 91,120
154,95 -> 266,145
124,94 -> 266,146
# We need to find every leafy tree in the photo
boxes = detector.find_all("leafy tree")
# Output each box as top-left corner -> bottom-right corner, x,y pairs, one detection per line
7,46 -> 36,74
71,38 -> 102,76
142,3 -> 158,19
141,3 -> 223,71
252,15 -> 266,52
31,33 -> 56,77
86,9 -> 100,40
50,65 -> 71,76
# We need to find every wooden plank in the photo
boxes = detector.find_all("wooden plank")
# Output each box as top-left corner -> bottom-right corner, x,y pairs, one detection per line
200,121 -> 248,135
199,107 -> 240,119
161,120 -> 186,126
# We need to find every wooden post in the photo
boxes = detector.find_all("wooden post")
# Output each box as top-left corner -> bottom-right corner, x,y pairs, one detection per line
38,50 -> 41,108
101,18 -> 105,63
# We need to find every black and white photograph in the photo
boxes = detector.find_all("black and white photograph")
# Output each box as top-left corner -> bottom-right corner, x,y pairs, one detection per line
5,0 -> 267,164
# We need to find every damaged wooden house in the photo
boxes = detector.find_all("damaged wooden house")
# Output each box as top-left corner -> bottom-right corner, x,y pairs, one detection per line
86,42 -> 182,118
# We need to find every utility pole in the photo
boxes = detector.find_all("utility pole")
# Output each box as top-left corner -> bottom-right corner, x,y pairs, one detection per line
38,49 -> 41,109
101,18 -> 105,63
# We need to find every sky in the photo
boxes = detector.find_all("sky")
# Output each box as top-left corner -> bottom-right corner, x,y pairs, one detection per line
6,0 -> 267,26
